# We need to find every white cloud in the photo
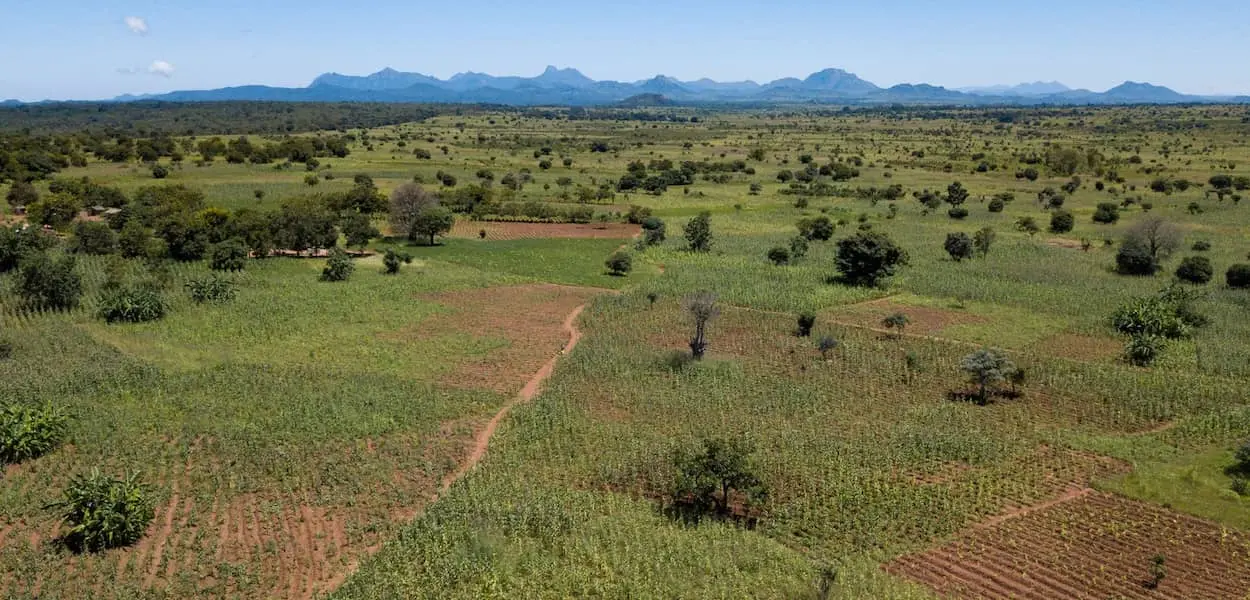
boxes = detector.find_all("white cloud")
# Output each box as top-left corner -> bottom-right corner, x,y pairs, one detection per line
148,60 -> 175,77
125,16 -> 148,35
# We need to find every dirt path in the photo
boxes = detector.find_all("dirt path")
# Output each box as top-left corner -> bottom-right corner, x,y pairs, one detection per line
438,303 -> 587,494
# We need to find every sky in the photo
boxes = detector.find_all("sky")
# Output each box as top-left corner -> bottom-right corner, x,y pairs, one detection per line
2,0 -> 1248,101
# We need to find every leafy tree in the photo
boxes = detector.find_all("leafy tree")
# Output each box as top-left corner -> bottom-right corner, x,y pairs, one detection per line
789,235 -> 809,259
273,198 -> 337,255
26,194 -> 80,229
382,248 -> 413,275
1092,202 -> 1120,224
1116,241 -> 1158,275
973,227 -> 995,258
605,251 -> 632,276
835,232 -> 909,287
156,214 -> 209,261
641,216 -> 667,246
670,438 -> 767,519
683,291 -> 719,360
388,182 -> 439,236
69,221 -> 117,255
50,470 -> 154,553
17,253 -> 82,310
1049,210 -> 1075,234
0,225 -> 53,273
944,232 -> 974,262
408,206 -> 455,246
767,246 -> 790,266
1227,264 -> 1250,288
1175,256 -> 1213,284
1014,216 -> 1040,236
945,182 -> 969,206
882,312 -> 909,337
209,239 -> 247,271
961,348 -> 1017,405
117,221 -> 151,259
320,247 -> 354,282
340,213 -> 380,252
797,216 -> 835,241
6,181 -> 38,208
684,211 -> 712,252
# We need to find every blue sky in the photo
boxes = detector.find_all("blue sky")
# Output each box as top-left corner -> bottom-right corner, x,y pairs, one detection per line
2,0 -> 1248,101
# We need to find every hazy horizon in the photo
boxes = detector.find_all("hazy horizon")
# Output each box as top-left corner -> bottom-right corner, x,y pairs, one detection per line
3,0 -> 1248,102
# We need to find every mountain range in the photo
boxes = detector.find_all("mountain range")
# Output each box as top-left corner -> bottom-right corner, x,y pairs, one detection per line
20,67 -> 1250,107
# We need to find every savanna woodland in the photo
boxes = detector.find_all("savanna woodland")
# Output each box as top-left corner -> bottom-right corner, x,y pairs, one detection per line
3,101 -> 1250,599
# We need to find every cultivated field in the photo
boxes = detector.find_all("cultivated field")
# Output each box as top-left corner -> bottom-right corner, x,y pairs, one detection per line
2,103 -> 1250,599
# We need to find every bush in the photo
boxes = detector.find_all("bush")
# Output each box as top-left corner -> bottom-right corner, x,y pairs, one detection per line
0,402 -> 70,464
151,165 -> 169,179
789,236 -> 809,259
185,274 -> 237,303
796,312 -> 815,337
383,248 -> 413,274
944,232 -> 974,261
0,339 -> 11,360
1125,334 -> 1166,367
97,286 -> 169,324
1116,241 -> 1158,276
987,198 -> 1005,213
70,221 -> 118,255
1226,264 -> 1250,288
767,246 -> 790,266
835,232 -> 909,287
640,217 -> 667,246
684,211 -> 712,252
670,438 -> 767,521
1175,256 -> 1213,284
1234,440 -> 1250,472
947,207 -> 969,220
1049,210 -> 1075,233
1192,240 -> 1212,252
50,470 -> 155,553
605,251 -> 632,276
17,253 -> 83,311
1093,202 -> 1120,224
320,247 -> 354,282
209,239 -> 248,271
797,216 -> 835,241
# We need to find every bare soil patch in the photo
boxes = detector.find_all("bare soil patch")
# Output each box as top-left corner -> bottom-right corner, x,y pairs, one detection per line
403,284 -> 602,394
449,220 -> 640,240
827,299 -> 987,336
1031,333 -> 1124,362
1045,237 -> 1087,250
888,491 -> 1250,600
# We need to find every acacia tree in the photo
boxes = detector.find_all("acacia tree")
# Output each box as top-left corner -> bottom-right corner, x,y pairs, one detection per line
683,291 -> 719,360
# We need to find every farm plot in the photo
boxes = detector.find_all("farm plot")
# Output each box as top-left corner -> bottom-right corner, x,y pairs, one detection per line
887,491 -> 1250,600
448,220 -> 640,240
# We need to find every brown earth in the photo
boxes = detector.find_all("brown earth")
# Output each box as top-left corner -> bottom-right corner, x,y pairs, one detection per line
449,220 -> 641,240
1031,333 -> 1124,362
827,299 -> 988,336
888,491 -> 1250,600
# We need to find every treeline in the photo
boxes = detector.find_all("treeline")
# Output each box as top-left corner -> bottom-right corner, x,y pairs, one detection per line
0,101 -> 464,135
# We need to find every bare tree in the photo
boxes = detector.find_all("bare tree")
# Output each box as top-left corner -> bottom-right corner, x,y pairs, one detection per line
388,183 -> 439,236
1124,217 -> 1183,263
683,291 -> 719,360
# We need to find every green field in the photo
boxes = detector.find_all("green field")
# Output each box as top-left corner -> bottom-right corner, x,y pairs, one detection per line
3,103 -> 1250,598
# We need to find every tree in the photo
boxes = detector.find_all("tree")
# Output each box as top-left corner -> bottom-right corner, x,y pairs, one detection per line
1049,210 -> 1075,234
1227,264 -> 1250,288
684,211 -> 712,252
1092,202 -> 1120,224
273,198 -> 337,255
670,438 -> 767,519
151,165 -> 169,179
789,235 -> 809,259
388,182 -> 439,236
26,194 -> 80,229
1124,217 -> 1182,265
1014,216 -> 1040,236
945,182 -> 969,207
6,181 -> 38,208
944,232 -> 974,262
798,216 -> 835,241
117,221 -> 151,259
340,213 -> 380,252
973,227 -> 995,258
408,206 -> 454,246
17,253 -> 83,310
796,312 -> 815,337
1175,256 -> 1212,284
767,246 -> 790,266
641,216 -> 667,246
882,312 -> 909,337
69,221 -> 117,255
605,251 -> 632,276
382,248 -> 412,274
683,291 -> 719,360
1116,241 -> 1158,275
209,239 -> 248,271
320,247 -> 354,282
835,232 -> 909,287
961,348 -> 1016,405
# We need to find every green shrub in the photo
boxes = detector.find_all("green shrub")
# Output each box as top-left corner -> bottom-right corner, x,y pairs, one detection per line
383,248 -> 413,274
320,247 -> 355,282
17,253 -> 83,311
1093,202 -> 1120,224
641,217 -> 667,246
684,211 -> 713,252
50,470 -> 155,552
69,221 -> 118,255
1049,210 -> 1075,233
796,311 -> 815,337
670,438 -> 767,521
0,402 -> 70,464
1234,440 -> 1250,472
1125,334 -> 1166,366
1174,256 -> 1213,284
767,246 -> 790,266
835,232 -> 909,287
987,198 -> 1005,213
947,207 -> 969,220
185,274 -> 237,303
1227,264 -> 1250,288
209,239 -> 248,272
97,286 -> 169,324
789,236 -> 809,259
0,339 -> 11,360
605,251 -> 632,276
